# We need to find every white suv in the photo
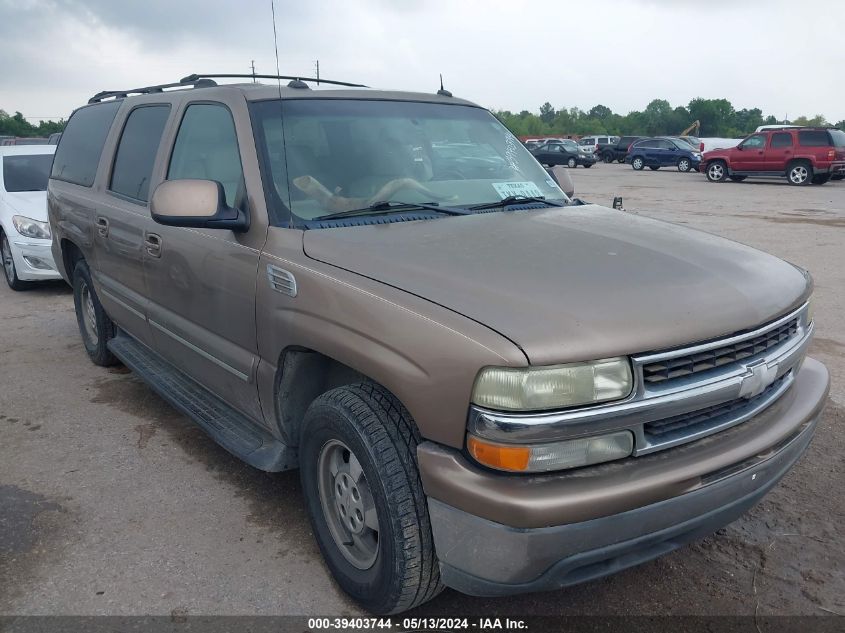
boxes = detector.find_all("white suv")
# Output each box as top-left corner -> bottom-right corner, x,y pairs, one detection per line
578,135 -> 618,154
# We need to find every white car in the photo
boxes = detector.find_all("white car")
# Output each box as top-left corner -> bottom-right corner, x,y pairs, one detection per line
0,145 -> 61,290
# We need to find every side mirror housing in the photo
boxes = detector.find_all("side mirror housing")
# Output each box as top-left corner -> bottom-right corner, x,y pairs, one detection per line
150,179 -> 248,232
545,165 -> 575,198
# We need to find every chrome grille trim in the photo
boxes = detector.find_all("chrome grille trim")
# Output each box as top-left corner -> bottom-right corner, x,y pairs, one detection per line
468,303 -> 812,454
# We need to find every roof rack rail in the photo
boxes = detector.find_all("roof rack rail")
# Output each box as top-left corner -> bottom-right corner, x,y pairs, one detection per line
88,77 -> 217,104
180,73 -> 368,88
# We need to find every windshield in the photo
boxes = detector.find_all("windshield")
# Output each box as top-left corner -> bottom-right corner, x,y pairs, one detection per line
250,99 -> 567,225
2,154 -> 53,192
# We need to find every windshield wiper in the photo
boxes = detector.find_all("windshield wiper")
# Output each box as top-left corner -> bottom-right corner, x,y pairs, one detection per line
468,196 -> 568,211
313,200 -> 471,221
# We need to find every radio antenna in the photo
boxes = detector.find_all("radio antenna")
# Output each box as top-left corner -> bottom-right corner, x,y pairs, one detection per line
270,0 -> 282,96
437,73 -> 452,97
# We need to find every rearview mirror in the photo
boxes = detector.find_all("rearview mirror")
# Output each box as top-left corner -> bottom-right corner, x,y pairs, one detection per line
150,179 -> 248,232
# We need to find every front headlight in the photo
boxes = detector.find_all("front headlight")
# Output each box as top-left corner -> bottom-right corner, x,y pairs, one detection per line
471,358 -> 633,411
12,215 -> 51,240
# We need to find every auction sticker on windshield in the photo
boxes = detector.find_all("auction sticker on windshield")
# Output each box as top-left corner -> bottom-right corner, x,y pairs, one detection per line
493,181 -> 544,199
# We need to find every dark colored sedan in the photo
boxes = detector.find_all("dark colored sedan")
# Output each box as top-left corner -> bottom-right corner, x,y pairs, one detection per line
531,140 -> 597,168
626,137 -> 702,172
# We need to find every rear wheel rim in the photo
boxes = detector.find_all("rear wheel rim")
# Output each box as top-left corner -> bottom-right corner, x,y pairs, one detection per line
790,165 -> 808,183
1,235 -> 15,284
709,164 -> 724,180
79,280 -> 99,346
317,439 -> 380,570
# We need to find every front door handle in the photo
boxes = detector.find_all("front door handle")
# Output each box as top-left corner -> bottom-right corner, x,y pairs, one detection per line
145,233 -> 162,258
95,216 -> 109,238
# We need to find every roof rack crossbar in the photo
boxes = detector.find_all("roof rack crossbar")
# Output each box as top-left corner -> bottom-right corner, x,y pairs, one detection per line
88,78 -> 218,104
180,73 -> 368,88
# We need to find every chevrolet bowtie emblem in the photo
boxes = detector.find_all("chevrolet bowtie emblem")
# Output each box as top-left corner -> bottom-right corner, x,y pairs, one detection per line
738,361 -> 778,399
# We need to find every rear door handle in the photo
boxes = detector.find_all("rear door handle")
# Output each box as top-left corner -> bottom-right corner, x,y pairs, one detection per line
145,233 -> 162,258
95,216 -> 109,238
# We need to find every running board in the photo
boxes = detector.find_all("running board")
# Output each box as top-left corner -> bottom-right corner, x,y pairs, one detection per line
107,332 -> 296,472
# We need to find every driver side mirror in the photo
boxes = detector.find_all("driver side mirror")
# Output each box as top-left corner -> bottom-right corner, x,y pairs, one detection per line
151,179 -> 248,232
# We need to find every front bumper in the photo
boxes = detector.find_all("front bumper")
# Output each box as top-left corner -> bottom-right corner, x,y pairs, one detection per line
8,238 -> 61,281
419,357 -> 828,596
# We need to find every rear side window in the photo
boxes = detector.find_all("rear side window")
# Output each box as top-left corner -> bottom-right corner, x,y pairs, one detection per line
830,129 -> 845,147
2,154 -> 54,192
771,133 -> 793,148
51,101 -> 121,187
797,130 -> 831,147
168,103 -> 243,208
109,105 -> 171,202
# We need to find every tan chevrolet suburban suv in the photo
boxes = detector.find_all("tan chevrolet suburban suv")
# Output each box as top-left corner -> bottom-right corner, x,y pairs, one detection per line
48,74 -> 829,614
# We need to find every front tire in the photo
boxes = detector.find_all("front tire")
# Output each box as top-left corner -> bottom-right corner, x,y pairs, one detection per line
72,259 -> 117,366
603,153 -> 613,163
631,156 -> 644,170
706,161 -> 728,182
299,383 -> 442,614
787,161 -> 812,186
677,157 -> 692,172
1,231 -> 28,291
567,157 -> 577,168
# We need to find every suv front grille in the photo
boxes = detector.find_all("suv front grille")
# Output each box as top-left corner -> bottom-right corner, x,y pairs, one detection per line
642,318 -> 799,385
644,373 -> 789,440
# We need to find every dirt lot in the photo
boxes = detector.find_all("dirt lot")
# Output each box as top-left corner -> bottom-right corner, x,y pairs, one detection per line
1,164 -> 843,617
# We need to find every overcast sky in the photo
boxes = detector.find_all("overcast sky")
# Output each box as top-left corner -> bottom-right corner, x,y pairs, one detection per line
2,0 -> 844,123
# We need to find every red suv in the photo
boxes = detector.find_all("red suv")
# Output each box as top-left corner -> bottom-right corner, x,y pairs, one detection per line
701,127 -> 845,185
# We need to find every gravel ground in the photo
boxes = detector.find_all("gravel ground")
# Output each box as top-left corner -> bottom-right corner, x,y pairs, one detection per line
1,164 -> 843,617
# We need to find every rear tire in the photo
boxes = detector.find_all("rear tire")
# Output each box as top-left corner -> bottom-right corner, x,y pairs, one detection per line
706,161 -> 728,182
631,156 -> 645,170
649,165 -> 660,171
787,160 -> 812,186
1,231 -> 29,291
617,158 -> 625,163
729,175 -> 747,182
583,163 -> 592,168
72,259 -> 118,366
299,383 -> 443,614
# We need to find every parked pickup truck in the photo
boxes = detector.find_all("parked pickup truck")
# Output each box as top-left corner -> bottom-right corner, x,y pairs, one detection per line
49,75 -> 829,614
597,135 -> 645,163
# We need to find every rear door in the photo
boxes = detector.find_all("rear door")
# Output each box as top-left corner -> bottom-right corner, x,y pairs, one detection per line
142,96 -> 268,422
765,132 -> 794,171
95,103 -> 172,347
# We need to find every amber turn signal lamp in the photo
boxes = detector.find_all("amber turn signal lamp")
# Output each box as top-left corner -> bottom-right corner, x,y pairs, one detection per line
467,435 -> 530,472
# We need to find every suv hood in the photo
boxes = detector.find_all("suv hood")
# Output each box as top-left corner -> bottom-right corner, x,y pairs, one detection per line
303,206 -> 810,365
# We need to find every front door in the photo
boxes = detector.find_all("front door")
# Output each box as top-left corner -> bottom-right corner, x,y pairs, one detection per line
143,98 -> 268,422
732,134 -> 767,171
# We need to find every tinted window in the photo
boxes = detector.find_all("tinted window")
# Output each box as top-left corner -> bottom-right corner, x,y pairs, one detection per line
771,133 -> 793,148
830,129 -> 845,147
2,154 -> 54,192
635,140 -> 657,149
51,101 -> 121,187
109,106 -> 170,202
797,130 -> 831,147
168,104 -> 243,207
598,137 -> 608,144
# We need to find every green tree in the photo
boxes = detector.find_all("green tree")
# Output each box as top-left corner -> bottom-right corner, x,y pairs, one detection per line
835,120 -> 845,130
539,102 -> 556,125
688,98 -> 735,136
588,104 -> 612,121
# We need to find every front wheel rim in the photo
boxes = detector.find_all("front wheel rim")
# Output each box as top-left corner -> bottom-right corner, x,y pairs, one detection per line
317,439 -> 380,570
709,164 -> 724,180
633,158 -> 642,169
1,236 -> 15,283
790,166 -> 808,183
680,160 -> 689,171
